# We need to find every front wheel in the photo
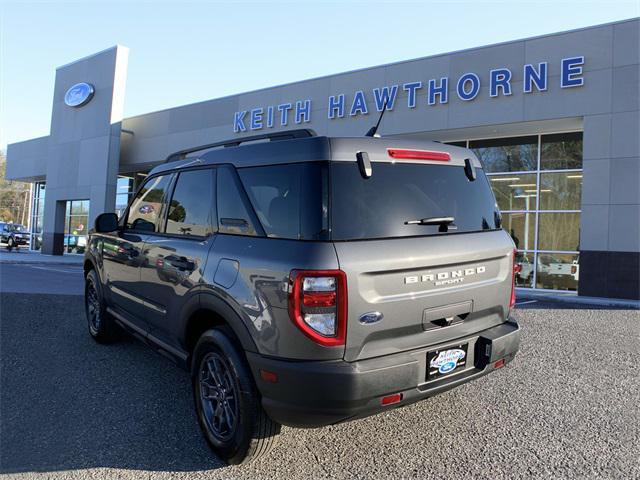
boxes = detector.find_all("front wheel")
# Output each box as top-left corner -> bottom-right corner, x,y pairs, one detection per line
85,269 -> 118,343
192,329 -> 281,464
6,238 -> 14,251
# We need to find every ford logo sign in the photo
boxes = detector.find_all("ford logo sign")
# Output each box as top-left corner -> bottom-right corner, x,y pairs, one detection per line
64,82 -> 95,107
359,311 -> 383,325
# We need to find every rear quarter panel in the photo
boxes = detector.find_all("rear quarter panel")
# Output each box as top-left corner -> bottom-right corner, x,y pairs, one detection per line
200,234 -> 343,360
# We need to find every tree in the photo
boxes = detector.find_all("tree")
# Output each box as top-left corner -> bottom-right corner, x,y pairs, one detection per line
0,151 -> 31,225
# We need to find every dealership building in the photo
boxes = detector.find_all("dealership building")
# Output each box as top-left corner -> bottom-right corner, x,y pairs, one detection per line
5,18 -> 639,299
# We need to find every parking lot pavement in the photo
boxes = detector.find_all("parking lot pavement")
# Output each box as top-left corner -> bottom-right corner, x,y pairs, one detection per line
0,263 -> 84,295
1,292 -> 638,480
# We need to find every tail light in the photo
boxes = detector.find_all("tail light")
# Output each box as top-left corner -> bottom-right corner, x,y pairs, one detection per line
510,249 -> 521,310
288,270 -> 347,347
571,265 -> 577,275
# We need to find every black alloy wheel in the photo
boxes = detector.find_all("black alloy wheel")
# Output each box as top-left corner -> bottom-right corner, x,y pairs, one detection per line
198,352 -> 239,442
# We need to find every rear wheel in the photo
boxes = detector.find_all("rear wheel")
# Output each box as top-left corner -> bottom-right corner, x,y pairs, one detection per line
85,269 -> 118,343
192,329 -> 281,464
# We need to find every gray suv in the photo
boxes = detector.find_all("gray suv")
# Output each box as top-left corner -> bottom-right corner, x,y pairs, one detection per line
85,129 -> 521,464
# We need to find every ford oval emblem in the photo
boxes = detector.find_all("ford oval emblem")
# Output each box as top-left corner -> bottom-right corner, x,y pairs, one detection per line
64,82 -> 95,107
359,311 -> 383,325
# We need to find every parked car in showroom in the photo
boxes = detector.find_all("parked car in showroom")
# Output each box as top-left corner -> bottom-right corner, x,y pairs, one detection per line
83,130 -> 521,464
64,234 -> 87,254
0,222 -> 30,251
537,254 -> 579,290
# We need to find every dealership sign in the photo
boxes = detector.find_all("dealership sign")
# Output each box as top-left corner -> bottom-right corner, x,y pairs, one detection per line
64,82 -> 95,108
233,56 -> 585,133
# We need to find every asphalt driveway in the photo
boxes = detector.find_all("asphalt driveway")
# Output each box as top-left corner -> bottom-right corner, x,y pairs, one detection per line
0,291 -> 638,479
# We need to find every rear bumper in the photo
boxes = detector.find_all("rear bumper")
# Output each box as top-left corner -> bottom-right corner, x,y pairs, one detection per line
247,320 -> 520,428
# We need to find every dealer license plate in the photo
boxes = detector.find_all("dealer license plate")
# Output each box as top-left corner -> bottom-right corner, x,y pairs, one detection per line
427,343 -> 468,380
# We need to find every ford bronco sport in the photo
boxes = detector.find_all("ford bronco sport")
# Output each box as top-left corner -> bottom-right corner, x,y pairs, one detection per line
85,129 -> 521,464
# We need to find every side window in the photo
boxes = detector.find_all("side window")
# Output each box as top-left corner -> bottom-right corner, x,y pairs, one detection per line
217,166 -> 259,236
126,175 -> 172,232
165,169 -> 216,237
237,163 -> 329,240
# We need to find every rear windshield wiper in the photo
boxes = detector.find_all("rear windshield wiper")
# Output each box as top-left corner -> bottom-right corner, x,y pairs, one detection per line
405,216 -> 455,226
404,216 -> 457,232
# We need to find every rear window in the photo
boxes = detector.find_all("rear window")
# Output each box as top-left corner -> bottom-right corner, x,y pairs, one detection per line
331,162 -> 501,240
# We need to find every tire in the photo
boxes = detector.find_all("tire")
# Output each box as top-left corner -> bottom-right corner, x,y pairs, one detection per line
192,329 -> 281,465
85,269 -> 119,343
7,238 -> 13,251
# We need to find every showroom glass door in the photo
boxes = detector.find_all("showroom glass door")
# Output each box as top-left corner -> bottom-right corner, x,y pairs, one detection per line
30,182 -> 46,251
64,200 -> 89,254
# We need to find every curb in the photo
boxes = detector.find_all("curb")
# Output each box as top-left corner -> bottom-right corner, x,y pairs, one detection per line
0,260 -> 84,266
516,290 -> 640,309
0,254 -> 84,266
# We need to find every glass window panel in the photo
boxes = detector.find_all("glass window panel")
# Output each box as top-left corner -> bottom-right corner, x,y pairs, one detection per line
69,216 -> 88,235
469,136 -> 538,173
539,172 -> 582,210
32,234 -> 42,251
331,163 -> 501,240
540,132 -> 582,170
217,167 -> 258,236
489,174 -> 538,211
165,169 -> 215,237
64,234 -> 87,254
515,251 -> 535,288
536,253 -> 579,291
501,212 -> 536,251
35,183 -> 45,199
117,176 -> 134,193
127,175 -> 172,232
70,200 -> 89,215
115,193 -> 130,217
537,213 -> 580,251
239,163 -> 329,240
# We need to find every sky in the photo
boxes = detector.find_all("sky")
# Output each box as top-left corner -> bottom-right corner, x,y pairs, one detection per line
1,0 -> 638,150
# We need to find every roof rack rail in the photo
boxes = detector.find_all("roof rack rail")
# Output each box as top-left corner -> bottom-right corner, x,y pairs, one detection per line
164,128 -> 316,163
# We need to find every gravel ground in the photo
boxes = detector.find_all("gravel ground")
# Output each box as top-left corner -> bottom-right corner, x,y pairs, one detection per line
1,293 -> 638,479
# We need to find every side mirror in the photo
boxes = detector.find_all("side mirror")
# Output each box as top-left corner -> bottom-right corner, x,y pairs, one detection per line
95,213 -> 119,233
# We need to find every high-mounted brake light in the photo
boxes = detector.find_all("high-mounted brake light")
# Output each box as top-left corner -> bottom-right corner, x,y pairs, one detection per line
387,148 -> 450,161
510,249 -> 521,310
288,270 -> 347,347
